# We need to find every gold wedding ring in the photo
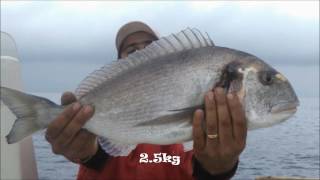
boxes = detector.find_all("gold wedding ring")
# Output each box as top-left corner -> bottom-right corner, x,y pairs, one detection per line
207,134 -> 218,139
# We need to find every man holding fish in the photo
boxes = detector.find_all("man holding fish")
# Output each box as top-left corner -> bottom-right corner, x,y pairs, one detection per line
2,20 -> 298,179
46,21 -> 246,179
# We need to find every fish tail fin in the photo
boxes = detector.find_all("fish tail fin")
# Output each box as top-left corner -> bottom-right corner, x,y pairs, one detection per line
1,87 -> 62,144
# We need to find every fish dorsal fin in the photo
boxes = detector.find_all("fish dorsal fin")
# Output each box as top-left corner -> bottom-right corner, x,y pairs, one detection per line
75,28 -> 214,98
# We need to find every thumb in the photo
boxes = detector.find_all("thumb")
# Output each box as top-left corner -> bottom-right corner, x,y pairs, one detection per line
61,92 -> 77,105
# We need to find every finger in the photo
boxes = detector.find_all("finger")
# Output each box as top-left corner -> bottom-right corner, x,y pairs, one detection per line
46,102 -> 82,141
193,109 -> 205,153
61,92 -> 77,105
205,91 -> 219,147
65,130 -> 94,160
227,93 -> 247,145
54,105 -> 94,147
215,87 -> 233,144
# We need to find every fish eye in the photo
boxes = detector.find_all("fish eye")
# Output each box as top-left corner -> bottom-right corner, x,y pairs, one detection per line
260,71 -> 275,85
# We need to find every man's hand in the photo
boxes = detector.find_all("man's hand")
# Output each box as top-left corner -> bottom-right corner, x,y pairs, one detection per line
192,87 -> 247,175
45,92 -> 98,163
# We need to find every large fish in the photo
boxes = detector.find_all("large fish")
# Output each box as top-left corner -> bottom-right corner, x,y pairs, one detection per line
1,28 -> 299,156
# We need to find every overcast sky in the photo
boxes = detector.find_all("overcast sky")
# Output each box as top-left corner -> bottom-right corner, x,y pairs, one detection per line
1,1 -> 319,97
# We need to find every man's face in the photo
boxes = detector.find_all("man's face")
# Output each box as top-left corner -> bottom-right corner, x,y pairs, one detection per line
119,31 -> 157,59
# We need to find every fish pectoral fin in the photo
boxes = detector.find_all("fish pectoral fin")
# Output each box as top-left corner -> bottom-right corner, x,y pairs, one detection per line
98,137 -> 137,157
135,107 -> 199,127
168,104 -> 204,112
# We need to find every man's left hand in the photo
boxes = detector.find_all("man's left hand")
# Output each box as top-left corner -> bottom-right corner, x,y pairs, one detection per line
192,87 -> 247,175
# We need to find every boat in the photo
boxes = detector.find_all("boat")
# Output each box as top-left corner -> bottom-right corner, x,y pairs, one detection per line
1,31 -> 38,179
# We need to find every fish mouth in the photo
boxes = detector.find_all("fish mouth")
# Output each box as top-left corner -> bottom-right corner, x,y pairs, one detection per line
270,101 -> 299,114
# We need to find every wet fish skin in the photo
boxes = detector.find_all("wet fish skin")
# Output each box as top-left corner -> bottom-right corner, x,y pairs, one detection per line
1,28 -> 299,156
79,47 -> 249,145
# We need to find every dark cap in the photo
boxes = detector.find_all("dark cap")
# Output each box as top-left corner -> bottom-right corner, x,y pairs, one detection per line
115,21 -> 158,53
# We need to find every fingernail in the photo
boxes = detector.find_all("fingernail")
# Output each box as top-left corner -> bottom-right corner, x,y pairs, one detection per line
73,103 -> 80,111
208,91 -> 213,100
195,109 -> 204,118
227,93 -> 233,99
84,105 -> 93,114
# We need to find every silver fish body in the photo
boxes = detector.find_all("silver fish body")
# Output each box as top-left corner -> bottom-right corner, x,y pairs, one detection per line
1,28 -> 299,156
81,47 -> 240,145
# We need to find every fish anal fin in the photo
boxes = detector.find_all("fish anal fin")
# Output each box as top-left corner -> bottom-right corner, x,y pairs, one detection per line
98,137 -> 137,157
183,141 -> 193,152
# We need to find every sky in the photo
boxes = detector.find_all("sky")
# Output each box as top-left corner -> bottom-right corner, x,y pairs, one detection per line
1,1 -> 319,97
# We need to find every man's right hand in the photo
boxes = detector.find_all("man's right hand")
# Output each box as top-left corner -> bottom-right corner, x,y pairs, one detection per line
45,92 -> 98,163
